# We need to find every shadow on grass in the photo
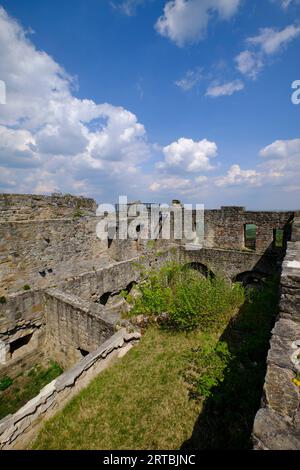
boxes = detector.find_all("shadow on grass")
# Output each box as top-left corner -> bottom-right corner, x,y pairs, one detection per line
181,279 -> 279,450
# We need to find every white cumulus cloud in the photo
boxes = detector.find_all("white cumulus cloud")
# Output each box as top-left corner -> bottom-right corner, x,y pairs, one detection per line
149,176 -> 191,192
157,137 -> 217,172
155,0 -> 240,47
0,6 -> 150,196
215,164 -> 261,187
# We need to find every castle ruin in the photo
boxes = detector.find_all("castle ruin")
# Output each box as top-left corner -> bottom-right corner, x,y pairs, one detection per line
0,193 -> 299,449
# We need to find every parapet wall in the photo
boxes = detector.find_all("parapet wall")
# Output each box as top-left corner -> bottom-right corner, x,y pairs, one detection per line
252,218 -> 300,450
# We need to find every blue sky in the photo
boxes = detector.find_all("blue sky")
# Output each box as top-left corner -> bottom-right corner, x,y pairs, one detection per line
0,0 -> 299,209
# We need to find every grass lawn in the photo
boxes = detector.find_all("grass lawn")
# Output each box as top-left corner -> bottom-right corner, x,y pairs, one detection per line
32,327 -> 219,450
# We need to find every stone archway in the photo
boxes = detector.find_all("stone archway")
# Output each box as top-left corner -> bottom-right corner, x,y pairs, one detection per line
233,270 -> 269,290
184,262 -> 215,278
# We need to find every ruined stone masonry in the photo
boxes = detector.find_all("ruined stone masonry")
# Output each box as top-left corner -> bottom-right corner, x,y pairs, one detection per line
0,193 -> 299,449
252,217 -> 300,450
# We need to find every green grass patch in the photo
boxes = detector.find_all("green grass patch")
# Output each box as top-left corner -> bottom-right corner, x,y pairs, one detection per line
0,376 -> 13,392
0,361 -> 63,420
32,328 -> 217,450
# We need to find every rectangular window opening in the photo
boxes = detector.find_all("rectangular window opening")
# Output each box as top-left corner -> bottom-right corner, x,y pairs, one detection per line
244,224 -> 257,250
10,333 -> 33,355
274,229 -> 284,248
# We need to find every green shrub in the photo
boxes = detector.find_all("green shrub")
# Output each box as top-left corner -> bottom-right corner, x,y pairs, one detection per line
184,338 -> 232,399
0,296 -> 6,304
0,376 -> 13,392
23,284 -> 31,291
126,262 -> 244,331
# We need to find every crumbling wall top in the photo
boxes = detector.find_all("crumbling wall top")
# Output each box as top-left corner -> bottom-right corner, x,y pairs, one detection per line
0,193 -> 97,221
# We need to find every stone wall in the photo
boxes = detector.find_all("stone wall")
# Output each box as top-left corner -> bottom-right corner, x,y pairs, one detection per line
0,249 -> 178,376
252,218 -> 300,450
0,329 -> 141,450
0,217 -> 108,295
44,289 -> 115,369
0,193 -> 96,222
0,290 -> 46,379
202,207 -> 294,253
181,246 -> 281,281
60,246 -> 178,303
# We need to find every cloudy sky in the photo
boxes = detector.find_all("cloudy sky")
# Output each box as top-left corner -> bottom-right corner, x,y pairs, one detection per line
0,0 -> 299,209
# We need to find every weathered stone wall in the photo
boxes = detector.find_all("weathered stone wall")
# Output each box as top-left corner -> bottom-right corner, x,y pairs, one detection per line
202,207 -> 293,253
0,329 -> 141,450
0,249 -> 178,376
252,218 -> 300,450
0,217 -> 108,295
60,246 -> 178,301
0,193 -> 96,222
0,290 -> 46,379
44,289 -> 115,369
180,246 -> 281,281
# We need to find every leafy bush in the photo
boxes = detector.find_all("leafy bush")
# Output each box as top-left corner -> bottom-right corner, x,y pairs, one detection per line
184,338 -> 232,399
23,284 -> 31,291
0,376 -> 13,392
126,262 -> 244,331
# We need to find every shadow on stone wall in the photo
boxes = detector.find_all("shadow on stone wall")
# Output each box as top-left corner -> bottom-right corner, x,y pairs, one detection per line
181,275 -> 279,450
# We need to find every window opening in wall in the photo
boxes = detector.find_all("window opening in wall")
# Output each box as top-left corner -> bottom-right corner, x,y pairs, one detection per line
244,224 -> 257,250
78,348 -> 89,357
39,270 -> 46,277
10,333 -> 33,355
273,229 -> 284,248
